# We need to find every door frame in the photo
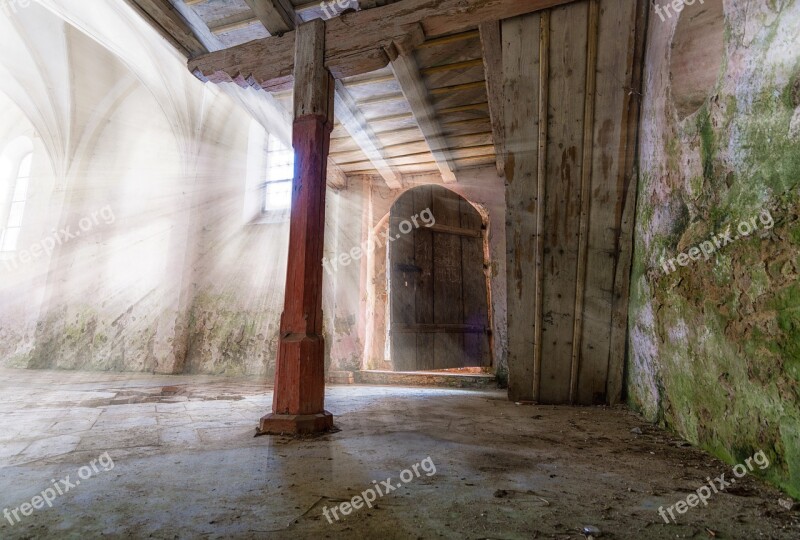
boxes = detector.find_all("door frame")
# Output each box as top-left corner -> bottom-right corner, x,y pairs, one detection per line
368,185 -> 496,373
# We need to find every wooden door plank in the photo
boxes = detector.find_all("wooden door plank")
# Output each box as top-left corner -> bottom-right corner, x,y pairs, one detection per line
607,0 -> 648,404
570,0 -> 600,404
532,11 -> 550,401
503,13 -> 540,402
390,192 -> 418,371
414,186 -> 435,371
574,0 -> 638,405
538,0 -> 588,404
432,188 -> 464,369
460,198 -> 489,367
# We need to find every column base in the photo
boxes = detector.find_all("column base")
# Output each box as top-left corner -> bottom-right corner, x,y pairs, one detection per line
258,411 -> 334,435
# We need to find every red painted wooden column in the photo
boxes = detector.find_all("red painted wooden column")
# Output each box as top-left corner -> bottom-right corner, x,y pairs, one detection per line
259,19 -> 335,435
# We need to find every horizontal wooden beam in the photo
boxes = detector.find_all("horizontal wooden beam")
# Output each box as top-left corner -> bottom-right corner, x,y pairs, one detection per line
169,0 -> 223,52
243,0 -> 298,36
126,0 -> 208,56
426,223 -> 483,238
369,112 -> 415,124
393,323 -> 487,334
429,81 -> 487,96
420,59 -> 484,76
208,13 -> 259,34
343,74 -> 396,87
416,30 -> 480,49
438,103 -> 489,115
188,0 -> 575,92
356,92 -> 406,106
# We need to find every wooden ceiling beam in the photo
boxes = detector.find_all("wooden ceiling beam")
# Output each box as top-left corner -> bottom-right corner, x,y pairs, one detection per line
244,0 -> 402,187
243,0 -> 298,36
479,20 -> 506,177
168,0 -> 348,189
369,112 -> 415,124
429,80 -> 487,96
125,0 -> 208,56
416,30 -> 480,49
387,38 -> 457,183
333,80 -> 403,188
169,0 -> 224,52
356,92 -> 406,106
342,74 -> 396,87
208,14 -> 260,35
188,0 -> 576,91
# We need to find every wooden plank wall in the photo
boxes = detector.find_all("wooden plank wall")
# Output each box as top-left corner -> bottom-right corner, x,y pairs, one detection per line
504,0 -> 643,404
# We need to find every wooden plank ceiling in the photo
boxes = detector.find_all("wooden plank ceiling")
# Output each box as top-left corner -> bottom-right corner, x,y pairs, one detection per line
125,0 -> 498,185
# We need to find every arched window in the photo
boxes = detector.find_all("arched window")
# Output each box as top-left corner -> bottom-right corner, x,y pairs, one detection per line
0,136 -> 34,252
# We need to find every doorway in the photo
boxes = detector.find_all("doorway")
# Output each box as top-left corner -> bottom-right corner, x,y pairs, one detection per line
389,185 -> 491,371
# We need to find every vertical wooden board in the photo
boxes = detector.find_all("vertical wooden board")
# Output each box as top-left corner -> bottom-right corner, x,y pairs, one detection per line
539,1 -> 588,404
414,186 -> 435,371
502,13 -> 540,401
460,198 -> 490,367
570,0 -> 600,404
434,332 -> 464,370
432,187 -> 464,369
577,0 -> 637,404
608,0 -> 648,404
390,192 -> 417,371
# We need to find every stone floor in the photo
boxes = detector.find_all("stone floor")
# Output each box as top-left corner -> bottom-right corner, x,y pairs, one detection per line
0,367 -> 798,539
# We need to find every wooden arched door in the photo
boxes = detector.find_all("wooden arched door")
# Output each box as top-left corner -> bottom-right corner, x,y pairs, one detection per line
389,185 -> 490,371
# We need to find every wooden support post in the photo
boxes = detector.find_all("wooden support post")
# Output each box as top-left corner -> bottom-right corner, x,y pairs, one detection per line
259,18 -> 335,435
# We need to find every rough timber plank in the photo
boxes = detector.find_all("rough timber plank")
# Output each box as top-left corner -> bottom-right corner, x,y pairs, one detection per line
126,0 -> 208,56
461,197 -> 490,367
574,0 -> 637,405
333,80 -> 403,188
606,0 -> 648,405
532,11 -> 549,402
570,0 -> 599,404
432,188 -> 464,369
538,0 -> 588,405
388,42 -> 458,183
188,0 -> 577,91
243,0 -> 298,35
390,192 -> 418,371
293,19 -> 333,119
503,13 -> 540,402
414,186 -> 435,371
479,20 -> 506,177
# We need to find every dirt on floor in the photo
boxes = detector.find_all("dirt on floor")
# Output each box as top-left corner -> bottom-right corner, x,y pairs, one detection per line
0,369 -> 798,539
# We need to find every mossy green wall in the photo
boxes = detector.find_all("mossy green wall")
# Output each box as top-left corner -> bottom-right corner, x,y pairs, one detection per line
629,0 -> 800,497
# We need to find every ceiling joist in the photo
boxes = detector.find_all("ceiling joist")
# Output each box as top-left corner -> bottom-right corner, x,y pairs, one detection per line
243,0 -> 298,36
387,39 -> 457,183
188,0 -> 576,91
479,20 -> 506,177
